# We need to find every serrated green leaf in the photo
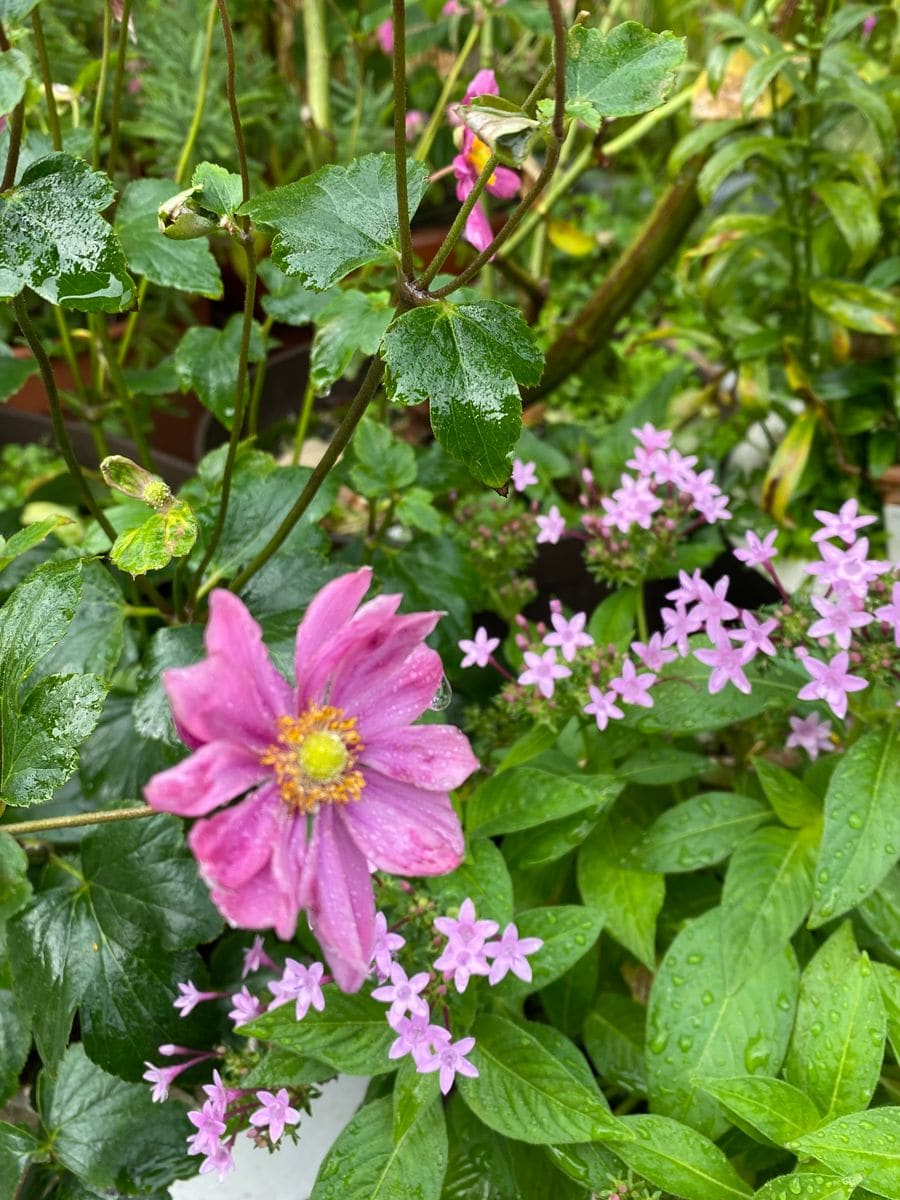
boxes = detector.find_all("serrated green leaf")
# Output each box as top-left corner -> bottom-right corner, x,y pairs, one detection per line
0,154 -> 134,310
754,758 -> 822,828
784,922 -> 886,1120
629,791 -> 769,873
789,1108 -> 900,1200
0,987 -> 29,1105
349,419 -> 417,498
311,1095 -> 447,1200
457,1013 -> 618,1144
584,994 -> 647,1094
0,833 -> 30,921
244,985 -> 396,1075
0,48 -> 28,114
381,300 -> 544,487
242,153 -> 429,290
565,23 -> 685,128
753,1174 -> 858,1200
810,728 -> 900,927
133,624 -> 204,746
311,290 -> 392,394
0,559 -> 82,689
577,809 -> 663,969
31,561 -> 125,685
109,498 -> 198,575
498,906 -> 603,998
395,487 -> 441,534
721,825 -> 816,987
191,161 -> 242,218
816,181 -> 881,269
607,1114 -> 752,1200
646,907 -> 798,1138
697,1075 -> 822,1147
258,258 -> 336,324
809,280 -> 900,336
469,767 -> 621,836
174,314 -> 266,427
42,1044 -> 193,1193
115,178 -> 222,297
427,837 -> 513,926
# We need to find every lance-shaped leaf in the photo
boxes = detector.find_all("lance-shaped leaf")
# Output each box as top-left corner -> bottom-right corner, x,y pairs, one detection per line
606,1114 -> 752,1200
565,22 -> 686,129
810,279 -> 900,335
241,153 -> 430,290
0,154 -> 134,311
789,1108 -> 900,1199
382,300 -> 544,487
753,1175 -> 859,1200
761,409 -> 817,523
114,178 -> 222,297
696,1075 -> 822,1147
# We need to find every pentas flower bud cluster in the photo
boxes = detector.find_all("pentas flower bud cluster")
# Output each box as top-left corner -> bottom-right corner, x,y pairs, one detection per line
370,898 -> 542,1094
452,492 -> 538,617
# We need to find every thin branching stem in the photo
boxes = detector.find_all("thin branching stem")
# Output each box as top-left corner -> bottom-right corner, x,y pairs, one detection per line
412,20 -> 480,163
216,0 -> 250,204
31,8 -> 62,151
91,1 -> 113,170
175,0 -> 219,185
392,0 -> 414,278
0,21 -> 24,191
106,0 -> 134,178
4,806 -> 154,837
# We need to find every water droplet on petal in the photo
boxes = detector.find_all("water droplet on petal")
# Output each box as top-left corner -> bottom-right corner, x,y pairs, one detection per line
430,673 -> 452,710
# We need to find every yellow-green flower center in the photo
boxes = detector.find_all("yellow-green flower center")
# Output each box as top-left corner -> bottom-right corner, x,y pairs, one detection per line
260,705 -> 365,813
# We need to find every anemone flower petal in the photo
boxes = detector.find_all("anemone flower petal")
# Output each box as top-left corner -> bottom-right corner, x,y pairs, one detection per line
296,594 -> 402,709
464,202 -> 494,252
144,741 -> 267,817
362,725 -> 479,790
294,568 -> 373,691
340,772 -> 464,876
305,805 -> 375,992
188,784 -> 282,890
205,590 -> 294,720
463,68 -> 498,103
210,863 -> 299,941
487,164 -> 520,199
329,611 -> 441,714
354,644 -> 444,739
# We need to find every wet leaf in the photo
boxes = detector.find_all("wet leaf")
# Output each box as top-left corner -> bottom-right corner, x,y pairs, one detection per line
607,1114 -> 752,1200
115,178 -> 222,297
109,498 -> 198,575
174,314 -> 266,426
761,409 -> 817,523
565,23 -> 686,129
191,160 -> 242,218
629,792 -> 769,873
696,1075 -> 821,1147
310,289 -> 393,394
789,1108 -> 900,1199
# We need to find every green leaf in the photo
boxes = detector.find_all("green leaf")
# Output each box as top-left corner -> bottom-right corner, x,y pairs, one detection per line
0,1123 -> 40,1199
393,1057 -> 441,1140
457,95 -> 538,166
629,792 -> 770,873
784,922 -> 886,1120
31,560 -> 125,685
859,868 -> 900,961
242,153 -> 429,290
720,825 -> 817,987
0,0 -> 40,22
0,48 -> 29,113
565,23 -> 685,128
441,1094 -> 521,1199
174,314 -> 266,427
0,154 -> 134,311
0,515 -> 73,571
114,178 -> 222,297
258,258 -> 336,324
0,987 -> 29,1104
427,837 -> 514,926
697,1075 -> 822,1147
607,1114 -> 752,1200
646,907 -> 798,1139
133,624 -> 204,746
0,833 -> 30,921
382,300 -> 544,487
468,767 -> 621,836
41,1044 -> 192,1193
498,906 -> 603,997
311,1095 -> 447,1200
503,806 -> 606,870
809,280 -> 900,336
109,498 -> 198,575
697,135 -> 792,203
241,1047 -> 334,1089
584,994 -> 647,1094
816,181 -> 881,269
311,290 -> 393,394
810,728 -> 900,927
0,343 -> 36,402
617,746 -> 708,787
740,48 -> 796,112
577,810 -> 664,969
754,758 -> 822,829
873,961 -> 900,1061
191,160 -> 242,218
8,815 -> 220,1075
457,1013 -> 619,1144
753,1174 -> 859,1200
349,419 -> 418,499
587,587 -> 637,649
395,487 -> 441,534
789,1108 -> 900,1200
0,559 -> 82,690
244,985 -> 396,1075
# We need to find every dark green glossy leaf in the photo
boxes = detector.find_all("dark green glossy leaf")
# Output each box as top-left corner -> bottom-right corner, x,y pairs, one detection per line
0,558 -> 82,689
697,1075 -> 822,1147
617,745 -> 708,786
30,561 -> 125,685
859,867 -> 900,961
349,419 -> 417,498
258,259 -> 336,324
0,987 -> 29,1104
646,907 -> 798,1138
789,1109 -> 900,1200
784,922 -> 886,1121
0,154 -> 134,310
816,181 -> 880,269
428,837 -> 514,926
810,728 -> 900,927
753,1175 -> 857,1200
174,314 -> 266,427
469,767 -> 621,836
0,833 -> 30,921
312,289 -> 393,394
607,1114 -> 752,1200
753,757 -> 822,829
629,792 -> 769,873
242,153 -> 429,290
583,994 -> 647,1094
565,23 -> 685,128
115,178 -> 222,296
0,1123 -> 40,1200
457,1013 -> 618,1144
382,300 -> 544,487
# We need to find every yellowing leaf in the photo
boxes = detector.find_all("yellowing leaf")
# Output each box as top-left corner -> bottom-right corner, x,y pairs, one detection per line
762,409 -> 817,524
548,219 -> 596,257
692,48 -> 791,120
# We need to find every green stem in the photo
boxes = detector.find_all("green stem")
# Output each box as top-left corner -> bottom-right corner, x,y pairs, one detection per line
227,357 -> 385,595
291,376 -> 316,466
216,0 -> 250,203
174,0 -> 218,185
419,149 -> 499,288
392,0 -> 414,278
31,8 -> 62,151
0,21 -> 24,192
93,315 -> 153,468
412,20 -> 479,163
91,1 -> 113,171
106,0 -> 133,178
636,585 -> 649,643
4,806 -> 154,837
246,313 -> 274,437
116,277 -> 148,366
52,309 -> 89,407
302,0 -> 331,165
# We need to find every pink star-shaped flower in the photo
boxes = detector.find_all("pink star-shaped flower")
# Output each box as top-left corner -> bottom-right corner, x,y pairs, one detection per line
665,569 -> 705,607
631,423 -> 672,453
434,897 -> 498,951
583,685 -> 624,731
808,595 -> 873,650
510,459 -> 538,492
484,923 -> 543,985
228,986 -> 264,1027
433,940 -> 490,992
543,611 -> 594,662
517,648 -> 571,698
786,713 -> 834,760
388,1011 -> 451,1067
796,649 -> 868,719
610,658 -> 656,707
241,935 -> 277,979
731,610 -> 779,657
631,633 -> 677,671
459,626 -> 500,669
811,499 -> 878,545
372,911 -> 405,981
694,636 -> 755,694
875,582 -> 900,647
692,577 -> 738,638
734,530 -> 778,567
418,1035 -> 479,1095
249,1088 -> 301,1144
267,959 -> 326,1021
536,505 -> 566,545
173,981 -> 221,1018
371,962 -> 430,1021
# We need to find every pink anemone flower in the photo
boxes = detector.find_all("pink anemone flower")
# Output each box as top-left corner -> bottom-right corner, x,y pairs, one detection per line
452,69 -> 520,252
144,568 -> 478,993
